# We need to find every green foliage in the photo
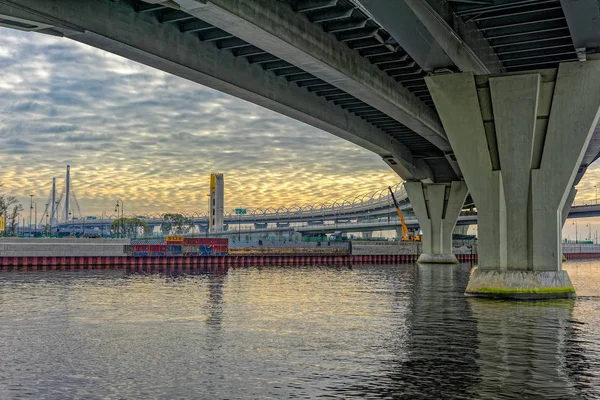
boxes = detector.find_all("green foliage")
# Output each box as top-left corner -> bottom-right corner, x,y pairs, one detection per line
111,217 -> 149,237
161,213 -> 192,234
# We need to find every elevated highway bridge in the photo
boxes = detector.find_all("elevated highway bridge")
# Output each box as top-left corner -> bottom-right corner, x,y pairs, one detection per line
56,183 -> 600,234
3,0 -> 600,297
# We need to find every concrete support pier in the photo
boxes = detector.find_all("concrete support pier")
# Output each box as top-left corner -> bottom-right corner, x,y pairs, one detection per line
427,61 -> 600,298
405,181 -> 468,263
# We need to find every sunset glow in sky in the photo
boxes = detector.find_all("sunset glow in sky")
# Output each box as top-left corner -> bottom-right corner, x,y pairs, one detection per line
1,26 -> 600,235
0,28 -> 401,215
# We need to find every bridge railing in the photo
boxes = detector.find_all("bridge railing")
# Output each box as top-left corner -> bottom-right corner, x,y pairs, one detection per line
70,182 -> 408,224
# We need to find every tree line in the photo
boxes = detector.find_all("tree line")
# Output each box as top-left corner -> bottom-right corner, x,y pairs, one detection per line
110,213 -> 194,236
0,183 -> 23,235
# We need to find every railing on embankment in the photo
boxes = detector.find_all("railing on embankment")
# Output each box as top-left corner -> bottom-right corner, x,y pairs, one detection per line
0,253 -> 478,272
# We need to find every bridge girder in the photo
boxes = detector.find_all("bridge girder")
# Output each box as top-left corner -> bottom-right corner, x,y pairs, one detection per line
171,0 -> 452,156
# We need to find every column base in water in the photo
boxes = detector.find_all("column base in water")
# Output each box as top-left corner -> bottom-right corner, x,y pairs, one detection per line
465,269 -> 575,299
417,253 -> 458,264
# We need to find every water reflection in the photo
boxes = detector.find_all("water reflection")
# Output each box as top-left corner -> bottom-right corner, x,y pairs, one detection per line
342,263 -> 480,398
563,297 -> 600,398
340,264 -> 594,399
0,264 -> 599,398
205,270 -> 226,330
399,264 -> 481,398
469,298 -> 577,399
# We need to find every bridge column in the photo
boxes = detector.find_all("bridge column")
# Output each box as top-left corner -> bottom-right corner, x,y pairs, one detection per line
395,227 -> 403,240
362,232 -> 373,240
405,181 -> 468,263
427,61 -> 600,298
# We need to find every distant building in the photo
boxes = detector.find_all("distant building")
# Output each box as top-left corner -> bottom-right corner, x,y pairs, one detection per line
210,173 -> 224,232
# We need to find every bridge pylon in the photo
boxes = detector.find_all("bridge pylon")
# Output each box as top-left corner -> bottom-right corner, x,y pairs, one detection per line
405,181 -> 467,264
426,60 -> 600,299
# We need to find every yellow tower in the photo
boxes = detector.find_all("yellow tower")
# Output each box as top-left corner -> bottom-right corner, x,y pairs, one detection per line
209,173 -> 224,232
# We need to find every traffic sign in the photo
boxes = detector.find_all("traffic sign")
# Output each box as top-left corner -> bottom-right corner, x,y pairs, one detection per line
235,208 -> 247,215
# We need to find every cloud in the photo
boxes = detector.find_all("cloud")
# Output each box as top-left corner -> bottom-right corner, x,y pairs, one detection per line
0,27 -> 401,215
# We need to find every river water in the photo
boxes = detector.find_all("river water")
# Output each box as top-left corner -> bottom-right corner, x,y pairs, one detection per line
0,262 -> 599,399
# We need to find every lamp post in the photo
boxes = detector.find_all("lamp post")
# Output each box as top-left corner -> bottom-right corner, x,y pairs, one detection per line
55,201 -> 59,235
114,205 -> 119,237
101,211 -> 107,237
32,202 -> 37,236
573,221 -> 578,243
587,223 -> 592,242
206,194 -> 211,237
44,203 -> 48,234
115,200 -> 124,238
29,194 -> 33,236
69,209 -> 75,236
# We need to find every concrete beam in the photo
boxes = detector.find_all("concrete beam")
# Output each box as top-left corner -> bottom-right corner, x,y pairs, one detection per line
560,0 -> 600,56
0,0 -> 432,181
176,0 -> 451,152
358,0 -> 501,74
355,0 -> 454,71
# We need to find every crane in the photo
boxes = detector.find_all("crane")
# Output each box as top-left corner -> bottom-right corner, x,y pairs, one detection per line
388,186 -> 421,242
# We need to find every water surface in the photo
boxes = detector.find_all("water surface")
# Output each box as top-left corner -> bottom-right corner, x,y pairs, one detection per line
0,262 -> 599,399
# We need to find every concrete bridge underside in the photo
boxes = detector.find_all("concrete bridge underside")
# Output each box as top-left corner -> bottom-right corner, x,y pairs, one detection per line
4,0 -> 600,298
0,0 -> 456,183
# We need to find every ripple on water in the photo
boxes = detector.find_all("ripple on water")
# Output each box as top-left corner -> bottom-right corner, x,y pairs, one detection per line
0,263 -> 598,399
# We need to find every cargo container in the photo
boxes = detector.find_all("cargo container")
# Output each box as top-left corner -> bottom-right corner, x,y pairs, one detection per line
131,239 -> 228,256
183,238 -> 228,246
132,244 -> 168,255
131,239 -> 165,245
167,245 -> 183,256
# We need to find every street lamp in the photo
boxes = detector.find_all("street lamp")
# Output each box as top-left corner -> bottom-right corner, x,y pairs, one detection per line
206,194 -> 211,237
101,211 -> 107,237
29,194 -> 33,236
31,202 -> 37,236
55,201 -> 59,235
114,206 -> 119,237
115,200 -> 124,238
587,223 -> 592,242
69,209 -> 75,236
573,221 -> 579,243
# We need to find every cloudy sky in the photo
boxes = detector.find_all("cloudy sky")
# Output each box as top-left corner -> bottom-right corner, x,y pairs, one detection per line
0,27 -> 403,216
1,26 -> 599,236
